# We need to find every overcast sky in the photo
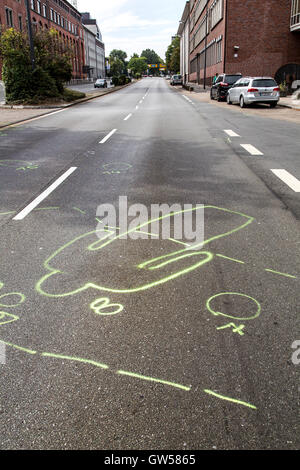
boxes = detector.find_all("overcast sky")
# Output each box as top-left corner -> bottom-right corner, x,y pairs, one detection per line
77,0 -> 185,60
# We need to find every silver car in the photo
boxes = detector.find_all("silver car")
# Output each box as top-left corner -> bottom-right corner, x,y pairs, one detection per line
170,75 -> 183,86
227,77 -> 280,108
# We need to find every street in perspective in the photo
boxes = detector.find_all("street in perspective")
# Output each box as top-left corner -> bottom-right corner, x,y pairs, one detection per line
0,0 -> 299,454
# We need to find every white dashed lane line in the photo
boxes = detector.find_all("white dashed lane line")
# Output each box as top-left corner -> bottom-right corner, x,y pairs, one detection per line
99,129 -> 117,144
224,129 -> 240,137
124,113 -> 132,121
271,169 -> 300,193
240,144 -> 264,156
13,167 -> 77,220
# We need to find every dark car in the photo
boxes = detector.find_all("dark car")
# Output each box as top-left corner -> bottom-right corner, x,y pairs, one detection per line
210,74 -> 242,101
94,79 -> 107,88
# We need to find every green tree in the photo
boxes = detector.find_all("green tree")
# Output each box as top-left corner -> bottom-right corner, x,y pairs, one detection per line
166,36 -> 180,73
109,49 -> 128,75
128,56 -> 148,76
0,28 -> 72,103
141,49 -> 163,75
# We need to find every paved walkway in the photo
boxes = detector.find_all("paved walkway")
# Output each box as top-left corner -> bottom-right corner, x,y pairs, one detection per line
0,108 -> 58,128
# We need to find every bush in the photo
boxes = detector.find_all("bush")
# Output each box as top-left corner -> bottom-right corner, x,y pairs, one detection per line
111,76 -> 120,86
135,73 -> 142,80
125,77 -> 131,84
118,74 -> 127,86
62,88 -> 86,102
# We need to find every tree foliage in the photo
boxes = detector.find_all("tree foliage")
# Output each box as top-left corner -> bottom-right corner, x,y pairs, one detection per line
128,55 -> 148,77
0,28 -> 73,103
109,49 -> 128,76
166,36 -> 180,73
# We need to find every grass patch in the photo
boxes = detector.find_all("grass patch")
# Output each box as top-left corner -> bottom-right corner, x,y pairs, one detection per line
62,88 -> 86,102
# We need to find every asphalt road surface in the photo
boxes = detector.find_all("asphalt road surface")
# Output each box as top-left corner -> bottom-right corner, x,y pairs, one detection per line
0,78 -> 299,450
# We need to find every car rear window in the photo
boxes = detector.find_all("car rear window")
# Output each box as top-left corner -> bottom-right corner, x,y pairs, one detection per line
252,79 -> 277,87
225,75 -> 242,84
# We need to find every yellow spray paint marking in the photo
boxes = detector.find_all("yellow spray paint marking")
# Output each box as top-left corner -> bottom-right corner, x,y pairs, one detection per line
265,269 -> 297,279
0,292 -> 26,308
206,293 -> 261,321
204,390 -> 257,410
36,206 -> 254,298
0,339 -> 257,407
117,370 -> 191,391
217,323 -> 245,336
0,312 -> 19,326
90,298 -> 124,316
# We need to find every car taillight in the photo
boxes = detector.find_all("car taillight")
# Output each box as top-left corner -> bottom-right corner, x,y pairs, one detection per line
273,87 -> 280,91
247,88 -> 258,92
220,82 -> 228,86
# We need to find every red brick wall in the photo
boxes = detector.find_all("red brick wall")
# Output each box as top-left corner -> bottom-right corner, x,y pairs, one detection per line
0,0 -> 85,79
189,0 -> 227,84
0,0 -> 26,30
225,0 -> 300,78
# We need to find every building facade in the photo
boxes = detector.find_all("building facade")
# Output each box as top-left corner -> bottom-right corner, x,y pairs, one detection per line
187,0 -> 300,86
177,1 -> 190,84
81,12 -> 105,79
0,0 -> 85,78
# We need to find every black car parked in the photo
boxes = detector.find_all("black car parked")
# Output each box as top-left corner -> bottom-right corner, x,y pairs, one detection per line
210,74 -> 242,101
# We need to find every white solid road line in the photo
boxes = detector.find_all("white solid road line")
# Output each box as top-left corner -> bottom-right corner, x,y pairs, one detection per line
183,95 -> 193,103
271,169 -> 300,192
99,129 -> 117,144
13,167 -> 77,221
124,113 -> 132,121
240,144 -> 264,156
224,129 -> 240,137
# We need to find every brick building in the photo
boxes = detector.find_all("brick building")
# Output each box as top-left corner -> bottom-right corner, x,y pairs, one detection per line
0,0 -> 85,78
187,0 -> 300,86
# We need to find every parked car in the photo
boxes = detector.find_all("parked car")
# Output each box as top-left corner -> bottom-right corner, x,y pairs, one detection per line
170,74 -> 183,86
210,73 -> 242,101
94,79 -> 107,88
227,77 -> 280,108
165,75 -> 171,80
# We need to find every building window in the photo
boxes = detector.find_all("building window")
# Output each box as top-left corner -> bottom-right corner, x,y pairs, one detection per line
37,1 -> 41,15
291,0 -> 300,27
31,0 -> 35,10
50,9 -> 53,21
42,4 -> 47,17
210,0 -> 223,30
5,8 -> 13,27
18,15 -> 23,31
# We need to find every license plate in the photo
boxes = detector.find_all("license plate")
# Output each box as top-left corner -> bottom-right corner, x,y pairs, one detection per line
260,92 -> 271,96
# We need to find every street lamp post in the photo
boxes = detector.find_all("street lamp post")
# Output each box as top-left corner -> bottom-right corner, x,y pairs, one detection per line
25,0 -> 36,70
203,1 -> 209,90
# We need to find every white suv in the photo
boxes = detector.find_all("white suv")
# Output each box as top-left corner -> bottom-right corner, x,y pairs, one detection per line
227,77 -> 280,108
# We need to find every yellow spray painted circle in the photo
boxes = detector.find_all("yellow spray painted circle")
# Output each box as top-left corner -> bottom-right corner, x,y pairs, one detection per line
0,293 -> 26,308
206,292 -> 261,321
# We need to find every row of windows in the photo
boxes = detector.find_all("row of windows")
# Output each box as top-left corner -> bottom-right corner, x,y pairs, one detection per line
30,0 -> 80,36
190,0 -> 224,53
190,37 -> 223,73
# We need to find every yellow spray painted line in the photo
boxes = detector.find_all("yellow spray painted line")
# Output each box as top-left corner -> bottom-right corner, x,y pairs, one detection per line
204,390 -> 257,410
0,339 -> 257,409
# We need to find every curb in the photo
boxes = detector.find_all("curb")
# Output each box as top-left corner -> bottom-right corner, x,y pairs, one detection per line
0,82 -> 134,129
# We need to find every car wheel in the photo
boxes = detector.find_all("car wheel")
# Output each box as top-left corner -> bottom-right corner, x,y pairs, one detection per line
210,90 -> 214,100
270,102 -> 277,108
227,94 -> 232,105
217,91 -> 222,102
239,96 -> 246,108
